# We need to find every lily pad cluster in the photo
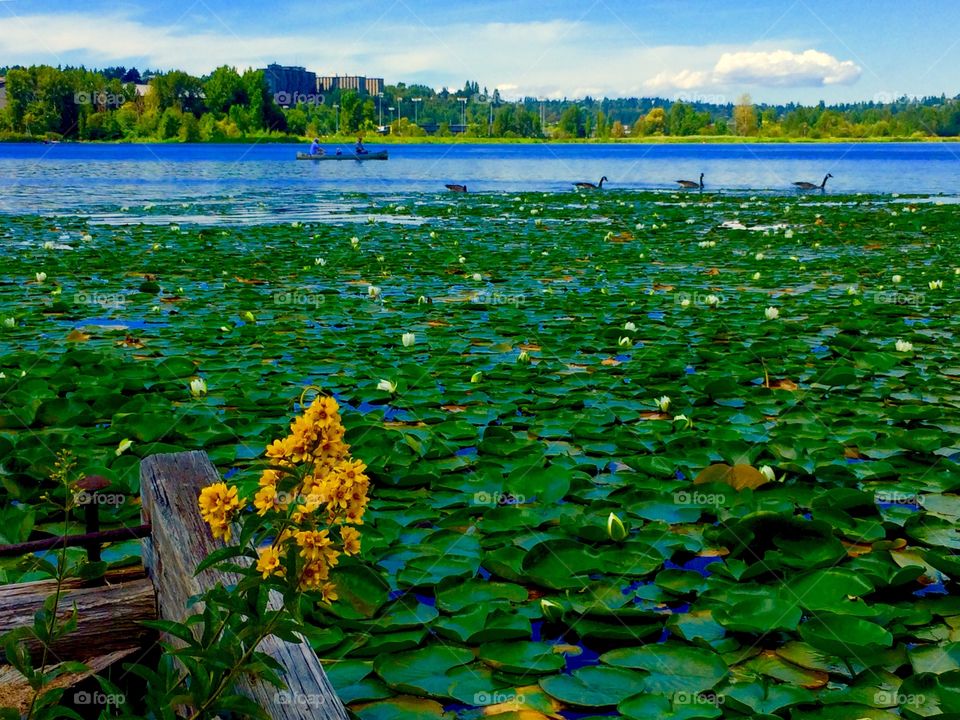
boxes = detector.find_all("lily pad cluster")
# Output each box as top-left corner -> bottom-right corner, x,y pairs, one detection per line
1,191 -> 960,718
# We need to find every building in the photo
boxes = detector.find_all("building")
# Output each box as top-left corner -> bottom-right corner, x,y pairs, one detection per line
316,75 -> 385,96
0,77 -> 6,111
262,63 -> 318,105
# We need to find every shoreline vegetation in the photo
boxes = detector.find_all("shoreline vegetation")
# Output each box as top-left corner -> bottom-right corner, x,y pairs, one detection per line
2,133 -> 958,145
2,64 -> 959,146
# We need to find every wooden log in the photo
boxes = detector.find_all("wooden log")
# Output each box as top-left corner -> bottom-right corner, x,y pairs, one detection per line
0,568 -> 156,663
140,451 -> 348,720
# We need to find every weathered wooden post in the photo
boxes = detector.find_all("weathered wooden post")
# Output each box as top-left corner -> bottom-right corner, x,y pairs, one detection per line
140,451 -> 348,720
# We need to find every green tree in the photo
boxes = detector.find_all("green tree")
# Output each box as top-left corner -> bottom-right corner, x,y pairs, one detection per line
204,66 -> 246,116
733,94 -> 757,136
157,107 -> 183,139
178,112 -> 200,142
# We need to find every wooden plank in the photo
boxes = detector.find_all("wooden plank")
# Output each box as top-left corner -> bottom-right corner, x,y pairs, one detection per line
0,568 -> 155,662
140,451 -> 348,720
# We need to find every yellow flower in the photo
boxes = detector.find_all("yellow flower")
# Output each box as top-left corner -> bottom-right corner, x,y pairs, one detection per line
341,526 -> 361,555
254,485 -> 279,516
198,483 -> 243,539
320,582 -> 339,603
256,545 -> 284,579
299,560 -> 330,590
295,530 -> 332,562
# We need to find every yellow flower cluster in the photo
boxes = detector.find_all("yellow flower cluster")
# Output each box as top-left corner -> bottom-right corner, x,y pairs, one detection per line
253,395 -> 368,599
198,483 -> 243,541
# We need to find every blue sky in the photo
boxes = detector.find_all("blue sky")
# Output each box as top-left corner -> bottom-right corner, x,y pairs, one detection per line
1,0 -> 958,103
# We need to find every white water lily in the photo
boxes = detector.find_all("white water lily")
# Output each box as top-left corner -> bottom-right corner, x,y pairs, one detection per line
35,272 -> 47,283
624,321 -> 637,332
376,379 -> 397,393
530,208 -> 539,215
115,438 -> 134,457
315,257 -> 327,266
350,236 -> 360,248
705,294 -> 720,307
929,280 -> 943,290
895,339 -> 914,353
765,307 -> 780,320
429,231 -> 437,239
458,255 -> 466,264
892,274 -> 902,283
368,285 -> 381,298
417,295 -> 429,305
784,229 -> 794,239
472,273 -> 482,281
759,465 -> 777,483
847,286 -> 859,295
618,337 -> 632,348
680,298 -> 691,307
470,371 -> 483,383
3,318 -> 15,328
752,272 -> 761,280
655,395 -> 671,412
607,512 -> 628,542
755,252 -> 764,261
402,333 -> 416,347
189,378 -> 207,398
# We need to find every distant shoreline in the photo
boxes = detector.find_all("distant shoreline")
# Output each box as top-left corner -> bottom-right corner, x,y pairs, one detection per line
2,134 -> 959,146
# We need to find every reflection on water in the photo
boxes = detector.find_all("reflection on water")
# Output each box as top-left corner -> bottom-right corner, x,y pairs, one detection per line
0,142 -> 958,223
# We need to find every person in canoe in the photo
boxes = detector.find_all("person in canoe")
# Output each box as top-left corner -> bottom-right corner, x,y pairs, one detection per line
355,137 -> 368,155
308,138 -> 325,156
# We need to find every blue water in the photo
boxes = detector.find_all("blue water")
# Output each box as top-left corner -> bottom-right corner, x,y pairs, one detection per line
1,142 -> 958,222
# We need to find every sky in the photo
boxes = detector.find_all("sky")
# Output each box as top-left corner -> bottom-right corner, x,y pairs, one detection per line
1,0 -> 958,104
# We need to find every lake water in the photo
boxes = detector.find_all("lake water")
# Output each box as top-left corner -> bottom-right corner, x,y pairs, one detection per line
1,142 -> 958,223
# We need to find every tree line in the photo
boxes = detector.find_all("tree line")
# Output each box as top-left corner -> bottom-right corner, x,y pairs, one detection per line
1,64 -> 959,141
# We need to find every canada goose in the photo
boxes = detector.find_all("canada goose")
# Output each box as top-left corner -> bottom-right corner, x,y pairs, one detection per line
445,184 -> 467,193
677,173 -> 704,189
793,173 -> 833,190
574,176 -> 607,189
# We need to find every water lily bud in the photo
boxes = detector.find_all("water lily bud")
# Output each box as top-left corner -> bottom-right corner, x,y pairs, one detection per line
680,298 -> 691,307
189,377 -> 207,397
472,273 -> 482,281
892,274 -> 902,283
765,307 -> 780,320
35,272 -> 47,283
350,236 -> 360,248
315,257 -> 327,266
368,285 -> 381,298
655,395 -> 671,412
929,280 -> 943,290
241,311 -> 256,323
755,252 -> 764,261
470,371 -> 482,383
429,231 -> 437,239
458,255 -> 466,264
417,295 -> 429,305
784,229 -> 794,239
752,272 -> 761,280
705,294 -> 720,307
402,332 -> 416,347
673,414 -> 693,429
759,465 -> 776,483
895,339 -> 913,353
624,321 -> 637,332
847,286 -> 858,295
517,350 -> 531,364
618,336 -> 632,348
3,318 -> 15,328
607,512 -> 628,542
115,438 -> 134,456
377,379 -> 397,393
540,598 -> 564,622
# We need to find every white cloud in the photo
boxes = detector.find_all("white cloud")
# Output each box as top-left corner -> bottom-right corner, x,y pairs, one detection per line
714,49 -> 861,86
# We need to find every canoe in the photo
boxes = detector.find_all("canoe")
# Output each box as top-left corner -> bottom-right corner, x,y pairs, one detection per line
296,151 -> 388,161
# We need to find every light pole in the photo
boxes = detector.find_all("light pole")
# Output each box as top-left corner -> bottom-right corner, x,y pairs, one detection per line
388,107 -> 395,133
378,92 -> 384,129
396,97 -> 403,121
412,97 -> 422,126
333,103 -> 339,136
458,97 -> 467,132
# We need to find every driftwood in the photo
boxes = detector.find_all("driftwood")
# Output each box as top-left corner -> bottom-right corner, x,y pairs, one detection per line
140,451 -> 348,720
0,567 -> 155,663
